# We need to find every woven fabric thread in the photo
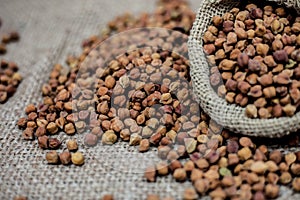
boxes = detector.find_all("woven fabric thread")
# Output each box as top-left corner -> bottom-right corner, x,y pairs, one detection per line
188,0 -> 300,138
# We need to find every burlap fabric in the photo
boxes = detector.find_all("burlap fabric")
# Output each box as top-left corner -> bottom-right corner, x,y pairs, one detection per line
0,0 -> 203,199
188,0 -> 300,138
0,0 -> 300,200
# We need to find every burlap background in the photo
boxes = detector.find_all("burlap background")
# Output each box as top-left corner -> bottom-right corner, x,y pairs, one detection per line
0,0 -> 300,199
0,1 -> 198,199
188,0 -> 300,138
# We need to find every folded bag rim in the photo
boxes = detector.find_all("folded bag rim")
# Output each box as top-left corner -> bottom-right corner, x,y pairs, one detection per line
188,0 -> 300,138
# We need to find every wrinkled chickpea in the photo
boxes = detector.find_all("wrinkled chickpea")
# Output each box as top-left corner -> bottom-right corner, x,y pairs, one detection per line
71,152 -> 85,166
205,3 -> 300,119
